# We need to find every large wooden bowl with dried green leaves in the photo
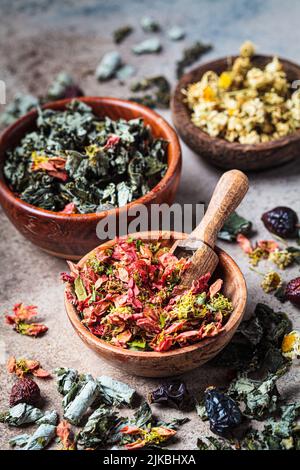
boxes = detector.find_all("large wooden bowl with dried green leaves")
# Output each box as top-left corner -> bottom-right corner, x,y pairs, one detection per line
65,231 -> 247,378
0,97 -> 181,259
172,55 -> 300,171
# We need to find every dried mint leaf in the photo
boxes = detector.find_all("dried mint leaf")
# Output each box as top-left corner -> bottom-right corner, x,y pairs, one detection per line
129,75 -> 171,109
140,16 -> 160,32
0,403 -> 44,426
97,376 -> 136,407
113,25 -> 133,44
132,38 -> 162,55
63,379 -> 100,425
95,51 -> 122,81
176,41 -> 213,78
77,405 -> 123,449
4,100 -> 168,213
197,436 -> 233,450
218,212 -> 253,242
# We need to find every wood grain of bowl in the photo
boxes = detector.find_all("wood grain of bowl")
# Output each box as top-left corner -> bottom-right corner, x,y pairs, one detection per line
0,98 -> 181,260
65,231 -> 247,377
172,55 -> 300,171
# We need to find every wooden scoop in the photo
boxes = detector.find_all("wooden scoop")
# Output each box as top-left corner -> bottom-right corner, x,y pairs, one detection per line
171,169 -> 249,294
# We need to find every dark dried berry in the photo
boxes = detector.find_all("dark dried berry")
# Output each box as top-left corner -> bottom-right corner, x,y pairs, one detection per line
60,85 -> 84,100
285,277 -> 300,307
9,377 -> 41,407
148,381 -> 189,409
262,207 -> 298,238
204,387 -> 242,436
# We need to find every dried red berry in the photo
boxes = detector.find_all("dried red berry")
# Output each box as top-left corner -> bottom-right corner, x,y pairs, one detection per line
262,207 -> 298,238
61,85 -> 84,100
9,377 -> 41,407
286,277 -> 300,307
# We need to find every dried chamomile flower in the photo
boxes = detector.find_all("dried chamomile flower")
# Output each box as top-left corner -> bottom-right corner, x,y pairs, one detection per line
261,271 -> 282,293
281,331 -> 300,359
240,40 -> 255,58
184,41 -> 300,144
269,249 -> 294,269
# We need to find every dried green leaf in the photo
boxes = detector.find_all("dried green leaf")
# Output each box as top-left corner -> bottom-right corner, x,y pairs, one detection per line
218,212 -> 253,242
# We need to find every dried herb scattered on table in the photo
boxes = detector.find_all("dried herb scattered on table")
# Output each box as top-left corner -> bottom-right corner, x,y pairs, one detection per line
0,403 -> 44,426
4,100 -> 168,213
237,235 -> 299,269
129,75 -> 171,109
218,211 -> 252,242
11,423 -> 57,450
213,303 -> 292,374
113,25 -> 133,44
97,375 -> 136,407
95,51 -> 122,81
47,71 -> 84,101
140,16 -> 160,33
7,356 -> 50,378
184,41 -> 300,143
56,420 -> 77,450
176,41 -> 212,78
119,401 -> 186,450
132,38 -> 162,55
5,303 -> 48,337
63,238 -> 233,352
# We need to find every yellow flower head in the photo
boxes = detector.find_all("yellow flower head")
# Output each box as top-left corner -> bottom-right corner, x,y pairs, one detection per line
281,330 -> 300,359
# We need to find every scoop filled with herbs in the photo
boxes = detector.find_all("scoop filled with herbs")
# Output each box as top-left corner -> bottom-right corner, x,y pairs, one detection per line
62,237 -> 233,352
4,100 -> 168,214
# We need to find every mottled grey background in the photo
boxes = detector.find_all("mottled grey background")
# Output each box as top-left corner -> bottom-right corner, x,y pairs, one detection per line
0,0 -> 300,451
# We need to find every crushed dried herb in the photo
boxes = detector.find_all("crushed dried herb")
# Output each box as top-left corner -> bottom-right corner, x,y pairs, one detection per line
218,211 -> 252,242
113,25 -> 133,44
4,100 -> 168,213
129,75 -> 171,109
176,41 -> 212,78
5,303 -> 48,337
7,356 -> 50,379
63,238 -> 233,352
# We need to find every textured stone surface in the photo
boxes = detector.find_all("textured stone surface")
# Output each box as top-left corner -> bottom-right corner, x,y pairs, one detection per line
0,0 -> 300,451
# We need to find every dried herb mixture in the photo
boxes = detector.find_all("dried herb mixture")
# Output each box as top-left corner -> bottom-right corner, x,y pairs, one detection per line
184,41 -> 300,144
4,100 -> 168,213
63,238 -> 233,352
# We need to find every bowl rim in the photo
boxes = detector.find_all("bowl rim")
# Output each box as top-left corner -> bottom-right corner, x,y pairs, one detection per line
65,230 -> 247,359
171,54 -> 300,151
0,96 -> 181,220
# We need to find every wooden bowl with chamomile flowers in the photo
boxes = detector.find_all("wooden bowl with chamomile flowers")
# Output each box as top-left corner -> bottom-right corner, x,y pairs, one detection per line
64,231 -> 247,378
0,97 -> 181,260
171,55 -> 300,171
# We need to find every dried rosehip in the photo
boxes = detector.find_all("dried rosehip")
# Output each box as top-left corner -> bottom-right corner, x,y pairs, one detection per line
286,277 -> 300,307
204,387 -> 242,436
9,377 -> 41,407
60,85 -> 84,100
262,207 -> 298,238
148,381 -> 189,409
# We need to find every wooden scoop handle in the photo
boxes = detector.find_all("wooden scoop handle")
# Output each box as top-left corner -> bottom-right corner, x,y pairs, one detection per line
188,170 -> 249,248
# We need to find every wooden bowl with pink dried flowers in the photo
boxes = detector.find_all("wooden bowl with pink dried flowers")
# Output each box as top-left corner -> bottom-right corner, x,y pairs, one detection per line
64,231 -> 247,378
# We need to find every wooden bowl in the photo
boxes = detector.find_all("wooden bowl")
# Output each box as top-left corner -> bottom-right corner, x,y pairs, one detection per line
172,55 -> 300,171
65,231 -> 247,377
0,98 -> 181,260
